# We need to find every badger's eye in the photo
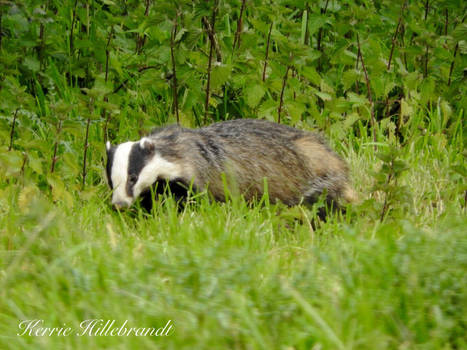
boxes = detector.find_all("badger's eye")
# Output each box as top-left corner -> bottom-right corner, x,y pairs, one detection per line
128,174 -> 138,184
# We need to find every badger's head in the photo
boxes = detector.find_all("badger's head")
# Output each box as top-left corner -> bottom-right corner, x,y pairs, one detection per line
105,138 -> 181,209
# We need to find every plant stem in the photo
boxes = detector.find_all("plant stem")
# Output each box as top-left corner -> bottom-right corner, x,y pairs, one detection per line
304,3 -> 310,45
355,44 -> 360,94
104,30 -> 112,83
292,68 -> 296,100
387,1 -> 406,70
50,120 -> 62,173
400,24 -> 408,71
103,28 -> 113,142
357,33 -> 376,146
444,9 -> 448,36
385,1 -> 406,119
423,0 -> 429,77
38,1 -> 49,71
202,14 -> 222,62
136,0 -> 151,54
424,45 -> 429,78
0,11 -> 2,51
8,108 -> 19,151
170,14 -> 180,124
70,0 -> 78,55
39,22 -> 45,69
380,171 -> 394,222
20,152 -> 28,178
278,65 -> 290,124
233,0 -> 246,50
317,0 -> 329,51
317,0 -> 329,71
384,96 -> 390,118
82,117 -> 91,188
204,37 -> 214,124
262,22 -> 273,82
447,16 -> 465,86
447,43 -> 458,86
204,1 -> 218,123
86,0 -> 90,36
112,65 -> 159,94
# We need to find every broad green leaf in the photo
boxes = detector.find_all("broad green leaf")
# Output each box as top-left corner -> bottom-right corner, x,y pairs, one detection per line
210,65 -> 231,90
246,84 -> 266,108
258,99 -> 277,120
400,98 -> 413,118
307,14 -> 326,35
47,174 -> 74,208
347,93 -> 368,106
393,160 -> 409,174
452,24 -> 467,42
450,164 -> 467,177
175,28 -> 187,42
376,151 -> 392,163
440,100 -> 452,121
18,185 -> 41,213
286,100 -> 305,124
0,150 -> 23,176
315,91 -> 332,101
29,154 -> 43,175
342,70 -> 359,91
300,9 -> 308,44
343,112 -> 361,129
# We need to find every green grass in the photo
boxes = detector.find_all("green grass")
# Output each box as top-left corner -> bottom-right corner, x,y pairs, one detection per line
1,108 -> 466,350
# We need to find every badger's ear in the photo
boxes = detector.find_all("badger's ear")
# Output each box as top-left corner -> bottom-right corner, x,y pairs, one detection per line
140,137 -> 155,152
106,141 -> 111,152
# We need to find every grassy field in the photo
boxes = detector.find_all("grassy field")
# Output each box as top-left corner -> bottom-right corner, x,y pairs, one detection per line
1,107 -> 465,349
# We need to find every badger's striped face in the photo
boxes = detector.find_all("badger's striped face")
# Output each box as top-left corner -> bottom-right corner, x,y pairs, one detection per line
105,138 -> 182,209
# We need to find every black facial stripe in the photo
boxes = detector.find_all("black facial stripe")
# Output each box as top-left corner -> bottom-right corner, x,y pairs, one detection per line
127,142 -> 152,197
106,145 -> 116,189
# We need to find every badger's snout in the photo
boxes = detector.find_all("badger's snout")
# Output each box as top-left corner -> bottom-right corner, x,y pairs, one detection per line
111,187 -> 134,210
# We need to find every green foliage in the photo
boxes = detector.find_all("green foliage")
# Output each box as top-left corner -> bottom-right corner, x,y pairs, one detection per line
372,145 -> 411,221
0,0 -> 466,349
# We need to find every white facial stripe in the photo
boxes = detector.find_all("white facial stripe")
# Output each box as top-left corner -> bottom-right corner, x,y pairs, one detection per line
111,141 -> 136,206
132,154 -> 182,199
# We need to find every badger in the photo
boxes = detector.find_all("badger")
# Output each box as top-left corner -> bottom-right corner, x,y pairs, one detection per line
105,119 -> 356,211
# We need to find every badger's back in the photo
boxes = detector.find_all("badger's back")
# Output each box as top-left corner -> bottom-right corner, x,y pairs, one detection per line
149,119 -> 355,206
